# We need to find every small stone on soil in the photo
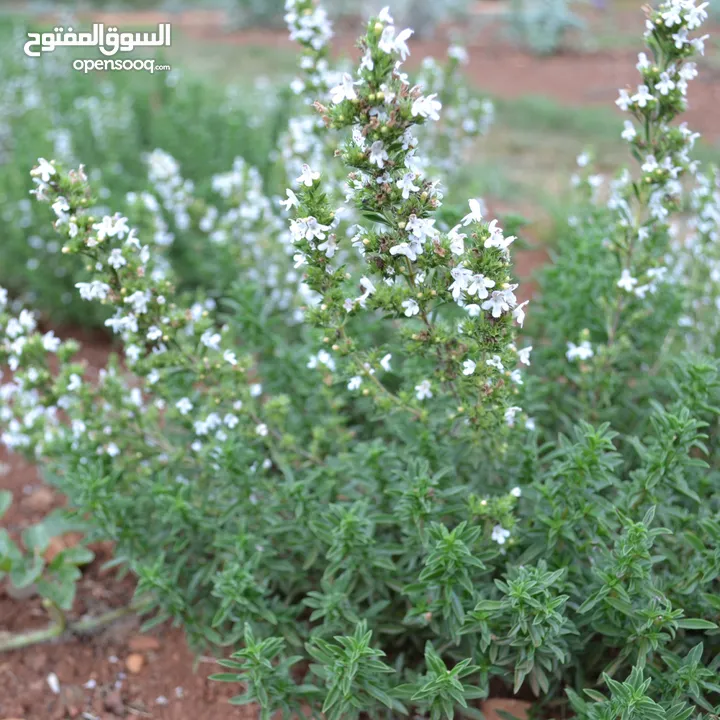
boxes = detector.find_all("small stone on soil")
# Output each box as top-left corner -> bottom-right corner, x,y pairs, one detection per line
125,653 -> 144,674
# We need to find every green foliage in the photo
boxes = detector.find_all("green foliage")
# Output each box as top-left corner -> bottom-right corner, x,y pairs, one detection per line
506,0 -> 587,55
0,492 -> 94,611
1,0 -> 719,718
0,16 -> 292,325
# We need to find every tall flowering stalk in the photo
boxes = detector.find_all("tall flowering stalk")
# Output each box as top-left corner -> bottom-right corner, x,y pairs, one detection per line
606,0 -> 707,348
288,6 -> 530,436
671,166 -> 720,353
527,0 -> 710,432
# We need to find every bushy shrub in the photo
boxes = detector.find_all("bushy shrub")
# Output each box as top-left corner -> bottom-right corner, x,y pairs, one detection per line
1,1 -> 719,719
0,4 -> 491,328
0,24 -> 292,325
506,0 -> 586,55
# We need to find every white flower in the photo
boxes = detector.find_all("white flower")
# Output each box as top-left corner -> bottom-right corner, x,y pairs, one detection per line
42,331 -> 61,352
618,268 -> 638,292
491,525 -> 510,545
106,442 -> 120,457
201,330 -> 222,351
513,300 -> 529,328
255,423 -> 268,437
318,236 -> 338,258
577,152 -> 590,168
467,274 -> 495,300
360,49 -> 374,71
484,220 -> 515,251
108,249 -> 126,269
656,71 -> 676,96
461,198 -> 484,226
224,413 -> 239,429
449,266 -> 472,301
224,350 -> 238,366
176,397 -> 193,415
147,326 -> 162,341
566,341 -> 594,361
380,353 -> 392,372
68,374 -> 82,391
348,376 -> 362,391
486,355 -> 504,371
406,215 -> 437,242
369,140 -> 389,169
632,84 -> 654,108
297,164 -> 320,187
389,241 -> 420,261
52,196 -> 70,220
616,89 -> 632,111
250,383 -> 262,397
621,121 -> 637,141
401,298 -> 420,317
397,172 -> 420,199
76,281 -> 110,301
415,379 -> 432,400
510,370 -> 523,385
93,214 -> 129,241
448,45 -> 468,63
636,52 -> 651,71
482,290 -> 512,318
125,290 -> 150,314
32,158 -> 55,183
330,73 -> 359,103
411,94 -> 442,122
462,359 -> 476,375
518,346 -> 532,366
511,486 -> 522,497
393,28 -> 413,61
448,226 -> 466,256
378,6 -> 394,23
280,189 -> 299,210
378,26 -> 413,60
505,406 -> 522,426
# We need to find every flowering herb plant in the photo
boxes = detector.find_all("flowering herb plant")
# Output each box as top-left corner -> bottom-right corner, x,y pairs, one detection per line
1,1 -> 719,719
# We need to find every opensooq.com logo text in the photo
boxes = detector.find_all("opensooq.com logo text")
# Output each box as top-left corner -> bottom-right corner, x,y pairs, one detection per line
23,23 -> 172,74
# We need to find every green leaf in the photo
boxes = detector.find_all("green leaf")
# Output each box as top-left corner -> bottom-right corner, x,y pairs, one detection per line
676,618 -> 718,630
0,490 -> 12,519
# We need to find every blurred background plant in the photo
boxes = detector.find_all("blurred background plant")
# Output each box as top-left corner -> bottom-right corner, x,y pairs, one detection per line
505,0 -> 587,54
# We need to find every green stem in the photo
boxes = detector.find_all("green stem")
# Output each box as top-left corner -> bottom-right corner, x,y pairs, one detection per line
0,597 -> 151,654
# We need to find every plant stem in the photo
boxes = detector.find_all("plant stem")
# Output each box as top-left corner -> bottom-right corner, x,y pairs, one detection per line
0,598 -> 150,654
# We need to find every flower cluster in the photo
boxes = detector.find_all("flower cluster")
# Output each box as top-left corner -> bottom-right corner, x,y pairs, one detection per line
2,5 -> 720,719
286,7 -> 530,435
1,159 -> 309,479
671,166 -> 720,351
611,0 -> 707,298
